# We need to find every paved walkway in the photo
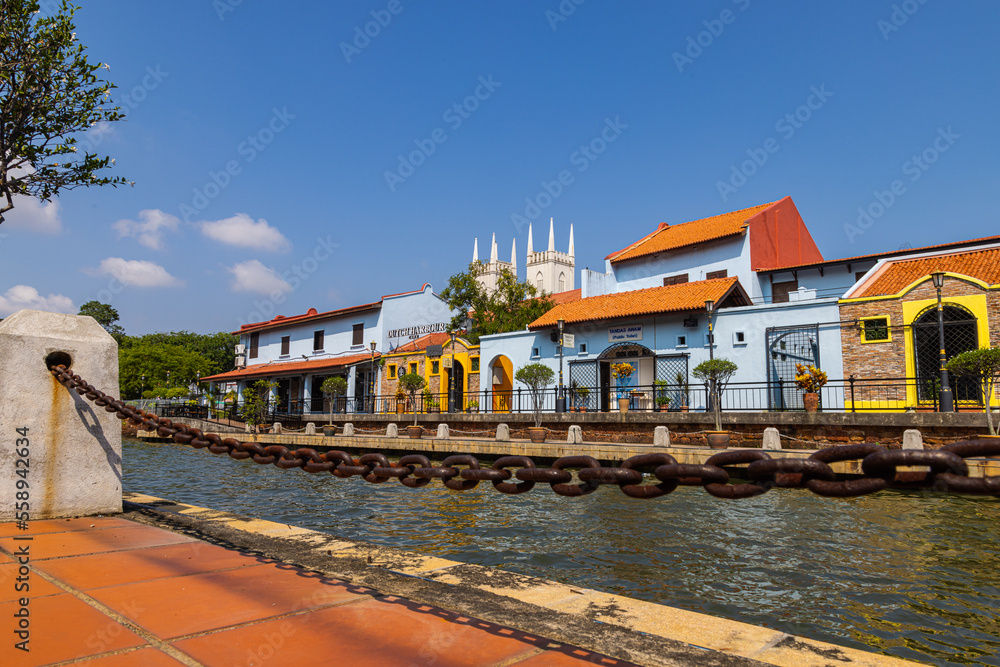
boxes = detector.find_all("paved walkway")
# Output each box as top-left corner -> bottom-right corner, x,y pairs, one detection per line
0,517 -> 635,666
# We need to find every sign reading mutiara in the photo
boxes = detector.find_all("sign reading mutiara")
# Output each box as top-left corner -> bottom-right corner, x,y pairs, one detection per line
387,323 -> 449,339
608,324 -> 642,343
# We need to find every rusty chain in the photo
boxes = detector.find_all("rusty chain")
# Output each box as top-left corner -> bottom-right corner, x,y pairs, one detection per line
52,365 -> 1000,499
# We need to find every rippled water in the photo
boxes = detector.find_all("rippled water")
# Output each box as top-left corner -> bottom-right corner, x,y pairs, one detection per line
123,438 -> 1000,666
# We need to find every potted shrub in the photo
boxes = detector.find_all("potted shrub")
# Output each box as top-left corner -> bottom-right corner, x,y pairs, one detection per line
398,372 -> 426,438
575,384 -> 590,412
946,347 -> 1000,436
654,379 -> 671,412
515,362 -> 555,442
611,362 -> 634,413
423,387 -> 440,413
395,385 -> 406,414
794,364 -> 828,413
675,371 -> 689,412
692,358 -> 738,448
241,379 -> 277,435
467,399 -> 480,414
320,376 -> 347,436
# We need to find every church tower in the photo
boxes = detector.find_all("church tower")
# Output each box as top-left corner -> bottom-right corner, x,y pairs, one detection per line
525,218 -> 575,294
472,233 -> 517,294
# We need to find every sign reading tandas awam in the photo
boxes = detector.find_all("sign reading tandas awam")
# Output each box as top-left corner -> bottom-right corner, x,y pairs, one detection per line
387,323 -> 449,340
608,324 -> 642,343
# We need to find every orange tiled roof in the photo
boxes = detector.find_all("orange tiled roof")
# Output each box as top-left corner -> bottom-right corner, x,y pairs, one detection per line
203,352 -> 378,382
550,288 -> 582,305
607,201 -> 777,264
855,247 -> 1000,298
529,277 -> 744,329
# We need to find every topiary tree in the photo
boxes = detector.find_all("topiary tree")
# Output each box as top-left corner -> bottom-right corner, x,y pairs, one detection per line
398,372 -> 426,426
242,379 -> 276,433
692,358 -> 738,432
320,376 -> 348,424
946,347 -> 1000,435
514,362 -> 555,428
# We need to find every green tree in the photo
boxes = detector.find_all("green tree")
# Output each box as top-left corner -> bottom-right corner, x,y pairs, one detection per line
320,376 -> 347,424
0,0 -> 130,226
78,300 -> 124,341
242,379 -> 276,433
514,362 -> 554,428
946,347 -> 1000,435
118,341 -> 211,400
398,372 -> 426,426
692,358 -> 738,432
440,261 -> 554,344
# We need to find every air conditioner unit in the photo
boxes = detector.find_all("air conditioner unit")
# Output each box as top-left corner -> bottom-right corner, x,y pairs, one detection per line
235,356 -> 246,368
235,344 -> 246,354
235,343 -> 246,368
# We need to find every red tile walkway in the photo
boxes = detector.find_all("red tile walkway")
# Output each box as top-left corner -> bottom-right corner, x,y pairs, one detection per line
0,517 -> 637,666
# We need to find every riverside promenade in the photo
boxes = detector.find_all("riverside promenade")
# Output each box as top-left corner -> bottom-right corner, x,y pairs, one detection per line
2,494 -> 924,667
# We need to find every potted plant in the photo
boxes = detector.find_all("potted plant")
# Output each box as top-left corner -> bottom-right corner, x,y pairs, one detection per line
692,358 -> 738,448
320,376 -> 347,436
675,371 -> 689,412
794,364 -> 828,413
398,372 -> 426,438
611,362 -> 634,413
241,379 -> 277,435
395,385 -> 406,414
514,362 -> 555,442
946,347 -> 1000,436
653,379 -> 671,412
422,387 -> 440,413
467,399 -> 480,414
575,384 -> 590,412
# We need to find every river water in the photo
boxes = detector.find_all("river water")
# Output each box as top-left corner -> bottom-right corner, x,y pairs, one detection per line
122,438 -> 1000,666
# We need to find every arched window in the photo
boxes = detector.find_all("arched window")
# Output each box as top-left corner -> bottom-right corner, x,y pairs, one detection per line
558,272 -> 566,292
536,272 -> 543,290
912,304 -> 979,401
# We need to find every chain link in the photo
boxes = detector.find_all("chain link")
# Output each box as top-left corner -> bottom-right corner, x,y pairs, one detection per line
52,365 -> 1000,500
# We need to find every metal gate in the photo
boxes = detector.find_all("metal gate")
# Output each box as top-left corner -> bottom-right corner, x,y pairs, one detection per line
912,306 -> 980,402
766,325 -> 820,410
655,355 -> 689,409
568,360 -> 598,410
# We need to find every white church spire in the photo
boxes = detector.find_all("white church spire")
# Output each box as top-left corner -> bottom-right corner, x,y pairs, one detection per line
527,223 -> 534,254
511,237 -> 517,274
547,217 -> 555,252
490,233 -> 498,263
568,223 -> 575,256
473,237 -> 479,262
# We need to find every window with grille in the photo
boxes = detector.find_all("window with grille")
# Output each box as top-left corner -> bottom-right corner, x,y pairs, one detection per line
861,317 -> 890,343
388,365 -> 397,379
313,330 -> 325,351
471,357 -> 480,372
663,274 -> 688,286
431,360 -> 440,374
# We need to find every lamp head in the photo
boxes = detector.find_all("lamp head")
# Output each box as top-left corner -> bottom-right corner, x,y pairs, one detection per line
704,299 -> 714,314
557,317 -> 565,330
931,271 -> 945,289
370,340 -> 376,352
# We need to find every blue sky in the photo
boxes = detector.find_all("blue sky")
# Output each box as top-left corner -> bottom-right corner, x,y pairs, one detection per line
2,0 -> 998,334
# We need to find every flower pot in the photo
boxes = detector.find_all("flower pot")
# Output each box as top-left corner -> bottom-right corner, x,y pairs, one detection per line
618,398 -> 630,413
680,405 -> 689,413
406,425 -> 423,439
528,427 -> 547,443
322,425 -> 336,437
803,392 -> 819,413
396,404 -> 405,415
580,407 -> 587,413
706,431 -> 730,449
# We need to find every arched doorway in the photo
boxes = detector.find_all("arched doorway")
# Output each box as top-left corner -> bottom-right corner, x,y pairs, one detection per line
489,355 -> 513,413
598,343 -> 654,411
446,360 -> 465,411
912,304 -> 979,402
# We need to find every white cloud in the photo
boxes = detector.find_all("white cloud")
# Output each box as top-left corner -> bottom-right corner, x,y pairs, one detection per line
112,209 -> 180,250
91,257 -> 183,288
200,213 -> 291,252
2,196 -> 63,234
0,285 -> 75,317
227,259 -> 292,295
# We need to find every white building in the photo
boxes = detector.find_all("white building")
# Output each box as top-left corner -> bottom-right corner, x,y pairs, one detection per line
475,219 -> 575,295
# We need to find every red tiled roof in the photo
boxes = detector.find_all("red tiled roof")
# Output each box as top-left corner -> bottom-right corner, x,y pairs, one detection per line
762,235 -> 1000,273
529,277 -> 747,329
233,302 -> 381,335
550,288 -> 582,305
607,201 -> 777,263
203,352 -> 378,382
852,247 -> 1000,298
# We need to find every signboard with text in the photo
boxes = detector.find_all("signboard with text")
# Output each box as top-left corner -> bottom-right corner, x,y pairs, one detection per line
608,324 -> 642,343
562,333 -> 575,348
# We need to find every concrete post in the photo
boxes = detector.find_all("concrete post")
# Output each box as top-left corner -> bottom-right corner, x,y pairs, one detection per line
0,310 -> 121,519
653,426 -> 670,447
902,429 -> 924,450
386,423 -> 399,438
342,423 -> 355,437
436,424 -> 450,439
567,425 -> 583,444
304,423 -> 316,435
762,427 -> 781,451
271,422 -> 282,434
496,423 -> 510,442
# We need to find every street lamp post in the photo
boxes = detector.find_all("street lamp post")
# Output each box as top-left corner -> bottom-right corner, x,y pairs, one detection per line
704,300 -> 715,413
166,369 -> 170,388
932,272 -> 955,412
448,330 -> 457,412
369,341 -> 377,414
140,374 -> 145,399
196,371 -> 202,405
556,318 -> 566,413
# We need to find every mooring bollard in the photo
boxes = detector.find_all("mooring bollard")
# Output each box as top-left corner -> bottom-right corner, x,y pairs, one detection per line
386,423 -> 399,438
342,423 -> 355,437
304,422 -> 316,435
272,422 -> 283,435
436,424 -> 450,439
567,425 -> 583,444
496,423 -> 510,442
762,427 -> 781,450
653,426 -> 670,447
902,429 -> 924,450
0,310 -> 122,519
